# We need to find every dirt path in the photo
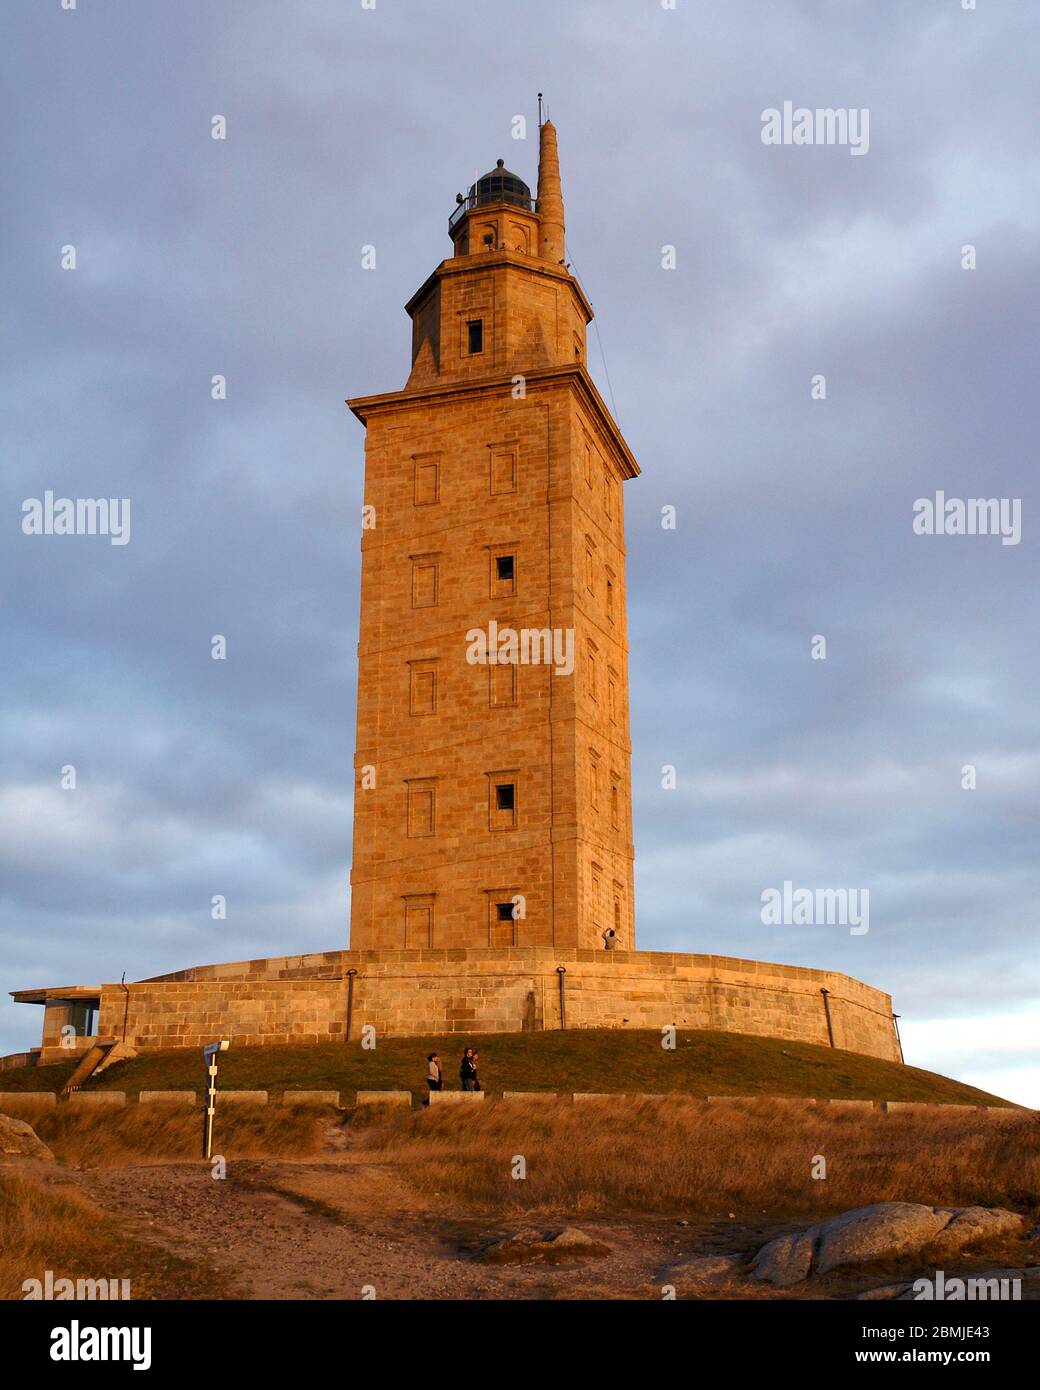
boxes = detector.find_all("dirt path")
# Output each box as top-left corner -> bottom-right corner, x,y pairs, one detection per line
81,1157 -> 736,1300
29,1150 -> 1034,1301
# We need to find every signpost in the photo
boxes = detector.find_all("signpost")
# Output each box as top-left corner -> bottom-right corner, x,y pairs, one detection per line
202,1039 -> 230,1159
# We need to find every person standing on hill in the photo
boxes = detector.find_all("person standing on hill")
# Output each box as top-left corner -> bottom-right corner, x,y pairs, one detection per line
460,1047 -> 477,1091
424,1052 -> 443,1104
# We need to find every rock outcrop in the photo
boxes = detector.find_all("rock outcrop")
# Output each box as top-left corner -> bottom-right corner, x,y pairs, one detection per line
749,1230 -> 815,1286
814,1202 -> 951,1275
927,1206 -> 1026,1258
482,1227 -> 611,1263
0,1112 -> 53,1160
750,1202 -> 1026,1287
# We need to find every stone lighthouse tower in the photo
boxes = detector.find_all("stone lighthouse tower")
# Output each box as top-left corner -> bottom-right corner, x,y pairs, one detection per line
9,127 -> 900,1063
347,121 -> 639,952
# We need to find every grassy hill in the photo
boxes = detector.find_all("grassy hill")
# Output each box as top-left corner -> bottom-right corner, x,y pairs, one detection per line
0,1028 -> 1014,1106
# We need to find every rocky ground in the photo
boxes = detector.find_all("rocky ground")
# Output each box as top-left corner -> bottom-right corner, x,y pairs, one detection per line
4,1113 -> 1039,1301
42,1158 -> 1040,1300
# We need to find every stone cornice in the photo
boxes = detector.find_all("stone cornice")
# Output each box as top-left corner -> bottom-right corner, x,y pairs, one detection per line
346,364 -> 640,479
404,249 -> 595,323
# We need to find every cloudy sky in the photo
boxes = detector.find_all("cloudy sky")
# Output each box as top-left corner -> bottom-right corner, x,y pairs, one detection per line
3,1 -> 1037,1103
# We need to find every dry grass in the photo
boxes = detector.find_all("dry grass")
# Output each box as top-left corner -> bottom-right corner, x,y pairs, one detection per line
29,1103 -> 333,1168
4,1096 -> 1035,1304
0,1172 -> 229,1300
355,1097 -> 1040,1219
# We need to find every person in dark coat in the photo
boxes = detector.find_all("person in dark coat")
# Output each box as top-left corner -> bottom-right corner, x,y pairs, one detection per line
460,1047 -> 477,1091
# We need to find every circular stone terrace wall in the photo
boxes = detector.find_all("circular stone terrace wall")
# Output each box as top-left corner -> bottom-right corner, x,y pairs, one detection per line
67,948 -> 901,1066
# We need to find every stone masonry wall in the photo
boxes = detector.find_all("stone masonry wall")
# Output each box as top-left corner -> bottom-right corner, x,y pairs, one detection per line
349,367 -> 637,955
78,948 -> 900,1063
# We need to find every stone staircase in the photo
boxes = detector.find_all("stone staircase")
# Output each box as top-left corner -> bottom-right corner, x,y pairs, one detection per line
59,1039 -> 137,1096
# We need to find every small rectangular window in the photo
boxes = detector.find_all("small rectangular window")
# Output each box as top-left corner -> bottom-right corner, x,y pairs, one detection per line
490,548 -> 517,598
67,1003 -> 98,1037
467,319 -> 483,354
488,890 -> 518,946
489,770 -> 518,830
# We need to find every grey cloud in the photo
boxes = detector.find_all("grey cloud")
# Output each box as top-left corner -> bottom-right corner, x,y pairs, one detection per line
2,1 -> 1037,1101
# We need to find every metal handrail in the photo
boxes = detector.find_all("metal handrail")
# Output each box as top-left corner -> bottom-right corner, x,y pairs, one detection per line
449,191 -> 536,233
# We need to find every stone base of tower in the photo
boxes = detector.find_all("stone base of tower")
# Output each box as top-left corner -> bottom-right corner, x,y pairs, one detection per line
20,947 -> 900,1065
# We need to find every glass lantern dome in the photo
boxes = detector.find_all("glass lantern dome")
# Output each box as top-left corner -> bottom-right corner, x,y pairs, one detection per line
449,159 -> 534,232
471,159 -> 532,209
